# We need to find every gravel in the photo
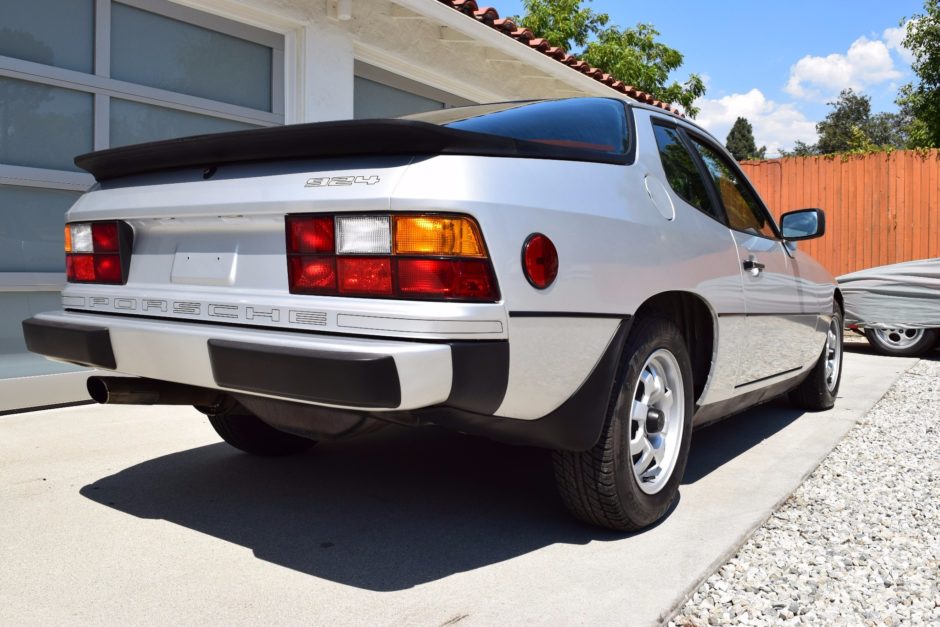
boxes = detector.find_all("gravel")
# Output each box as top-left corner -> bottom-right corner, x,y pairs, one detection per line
669,357 -> 940,626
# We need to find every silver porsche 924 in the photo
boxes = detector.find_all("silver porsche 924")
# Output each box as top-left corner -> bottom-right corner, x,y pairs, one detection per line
23,98 -> 843,531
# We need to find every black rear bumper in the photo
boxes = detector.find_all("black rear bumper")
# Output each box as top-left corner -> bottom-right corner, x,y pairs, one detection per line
22,315 -> 508,411
21,315 -> 630,451
22,318 -> 116,369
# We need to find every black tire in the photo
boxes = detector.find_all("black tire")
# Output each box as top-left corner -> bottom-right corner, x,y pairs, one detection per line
864,326 -> 938,357
790,310 -> 843,410
207,409 -> 317,456
552,316 -> 694,532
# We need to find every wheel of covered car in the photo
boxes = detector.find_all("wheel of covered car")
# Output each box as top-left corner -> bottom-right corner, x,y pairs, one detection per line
790,310 -> 843,410
864,327 -> 937,357
207,408 -> 317,456
552,316 -> 693,531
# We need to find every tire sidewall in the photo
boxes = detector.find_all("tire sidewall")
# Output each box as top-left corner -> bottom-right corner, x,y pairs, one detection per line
610,318 -> 694,523
824,311 -> 844,402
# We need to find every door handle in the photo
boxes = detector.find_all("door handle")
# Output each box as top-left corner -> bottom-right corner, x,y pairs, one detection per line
743,258 -> 765,274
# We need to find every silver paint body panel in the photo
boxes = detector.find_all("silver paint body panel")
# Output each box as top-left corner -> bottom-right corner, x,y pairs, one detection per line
42,104 -> 837,422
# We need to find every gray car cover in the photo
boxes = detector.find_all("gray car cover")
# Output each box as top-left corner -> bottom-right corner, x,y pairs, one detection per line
837,258 -> 940,329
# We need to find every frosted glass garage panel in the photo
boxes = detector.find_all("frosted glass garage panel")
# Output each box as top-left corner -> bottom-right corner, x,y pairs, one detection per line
0,185 -> 81,272
0,292 -> 82,379
354,77 -> 445,119
0,0 -> 94,73
0,77 -> 93,172
110,99 -> 258,147
111,2 -> 273,111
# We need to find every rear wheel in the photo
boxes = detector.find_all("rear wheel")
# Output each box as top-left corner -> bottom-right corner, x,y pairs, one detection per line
207,407 -> 317,456
864,327 -> 937,357
790,311 -> 843,410
552,316 -> 693,531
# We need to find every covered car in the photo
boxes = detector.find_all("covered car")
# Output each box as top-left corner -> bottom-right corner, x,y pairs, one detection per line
838,258 -> 940,356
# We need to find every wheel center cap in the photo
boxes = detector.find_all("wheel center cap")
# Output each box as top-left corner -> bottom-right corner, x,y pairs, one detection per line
646,408 -> 666,434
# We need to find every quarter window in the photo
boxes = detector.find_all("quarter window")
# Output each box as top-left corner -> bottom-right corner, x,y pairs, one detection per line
689,138 -> 776,238
651,124 -> 718,221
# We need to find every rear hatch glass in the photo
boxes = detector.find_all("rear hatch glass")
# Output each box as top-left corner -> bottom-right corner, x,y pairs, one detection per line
402,98 -> 630,158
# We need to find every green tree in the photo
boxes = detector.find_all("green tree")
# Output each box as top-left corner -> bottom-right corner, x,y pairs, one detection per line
516,0 -> 706,116
779,140 -> 818,157
516,0 -> 608,49
897,0 -> 940,147
867,111 -> 907,148
725,117 -> 766,160
806,89 -> 908,154
815,89 -> 872,154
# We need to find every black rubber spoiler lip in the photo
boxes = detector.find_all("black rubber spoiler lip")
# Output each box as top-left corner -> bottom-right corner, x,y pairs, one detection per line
75,118 -> 627,181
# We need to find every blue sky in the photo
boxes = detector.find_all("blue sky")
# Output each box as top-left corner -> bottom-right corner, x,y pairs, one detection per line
493,0 -> 924,154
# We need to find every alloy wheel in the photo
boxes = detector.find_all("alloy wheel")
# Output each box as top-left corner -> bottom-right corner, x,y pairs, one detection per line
872,327 -> 925,350
826,317 -> 843,391
628,349 -> 685,495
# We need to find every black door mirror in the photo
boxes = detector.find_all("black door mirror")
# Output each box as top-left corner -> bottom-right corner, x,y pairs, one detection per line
780,208 -> 825,241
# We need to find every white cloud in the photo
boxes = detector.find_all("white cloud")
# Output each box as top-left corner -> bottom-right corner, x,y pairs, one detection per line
784,36 -> 902,100
695,89 -> 817,156
883,21 -> 915,64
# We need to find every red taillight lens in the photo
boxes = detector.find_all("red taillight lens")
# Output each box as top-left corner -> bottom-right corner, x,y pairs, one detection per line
67,254 -> 96,282
65,221 -> 131,284
522,233 -> 558,289
94,254 -> 123,283
288,256 -> 337,293
287,216 -> 334,253
285,213 -> 500,301
91,222 -> 119,252
338,257 -> 392,295
397,259 -> 496,300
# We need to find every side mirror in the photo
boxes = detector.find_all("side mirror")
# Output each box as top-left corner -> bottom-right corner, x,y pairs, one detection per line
780,208 -> 825,241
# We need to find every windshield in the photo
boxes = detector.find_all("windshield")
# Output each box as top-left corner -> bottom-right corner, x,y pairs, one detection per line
402,98 -> 630,157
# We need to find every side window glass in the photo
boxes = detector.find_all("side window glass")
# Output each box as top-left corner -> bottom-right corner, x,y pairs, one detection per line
651,124 -> 719,222
689,138 -> 777,238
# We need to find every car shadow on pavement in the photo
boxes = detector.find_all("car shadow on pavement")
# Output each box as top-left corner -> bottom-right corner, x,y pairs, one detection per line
683,399 -> 804,484
79,399 -> 793,591
81,425 -> 629,590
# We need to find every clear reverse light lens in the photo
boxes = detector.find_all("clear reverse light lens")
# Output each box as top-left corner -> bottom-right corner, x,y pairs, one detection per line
70,223 -> 93,252
335,216 -> 391,254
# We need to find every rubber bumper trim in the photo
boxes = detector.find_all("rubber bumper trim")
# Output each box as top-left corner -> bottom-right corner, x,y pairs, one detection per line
207,339 -> 402,409
445,341 -> 509,414
21,317 -> 116,369
415,316 -> 632,451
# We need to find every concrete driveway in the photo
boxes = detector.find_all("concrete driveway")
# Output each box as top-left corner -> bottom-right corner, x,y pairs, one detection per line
0,346 -> 917,626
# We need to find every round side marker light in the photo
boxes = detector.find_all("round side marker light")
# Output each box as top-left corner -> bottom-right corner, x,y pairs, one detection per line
522,233 -> 558,289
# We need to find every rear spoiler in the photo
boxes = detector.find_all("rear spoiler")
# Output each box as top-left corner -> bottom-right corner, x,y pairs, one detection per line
75,118 -> 627,181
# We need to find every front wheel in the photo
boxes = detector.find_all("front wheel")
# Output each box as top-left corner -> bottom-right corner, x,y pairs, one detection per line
864,327 -> 937,357
552,316 -> 693,531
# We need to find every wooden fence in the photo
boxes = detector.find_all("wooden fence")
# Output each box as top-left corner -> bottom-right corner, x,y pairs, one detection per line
740,149 -> 940,277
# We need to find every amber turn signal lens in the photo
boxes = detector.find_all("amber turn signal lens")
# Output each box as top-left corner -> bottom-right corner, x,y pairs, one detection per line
393,216 -> 486,257
64,226 -> 72,253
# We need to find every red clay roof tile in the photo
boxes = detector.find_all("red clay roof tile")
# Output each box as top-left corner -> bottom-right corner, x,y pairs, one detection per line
492,17 -> 516,31
451,0 -> 478,13
473,7 -> 498,23
434,0 -> 683,116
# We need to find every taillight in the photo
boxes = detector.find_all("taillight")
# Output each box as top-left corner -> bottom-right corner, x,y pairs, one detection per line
286,214 -> 499,302
65,221 -> 133,284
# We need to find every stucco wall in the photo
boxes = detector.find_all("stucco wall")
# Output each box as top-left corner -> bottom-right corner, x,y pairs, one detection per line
174,0 -> 619,123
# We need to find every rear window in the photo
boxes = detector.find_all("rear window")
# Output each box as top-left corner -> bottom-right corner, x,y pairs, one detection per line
402,98 -> 630,157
